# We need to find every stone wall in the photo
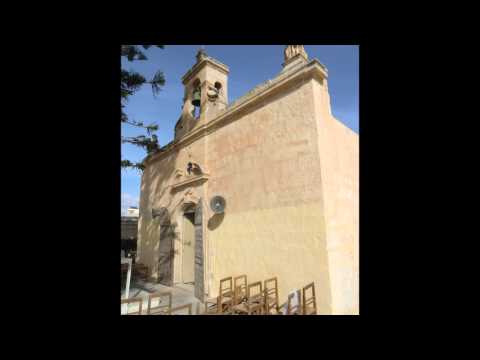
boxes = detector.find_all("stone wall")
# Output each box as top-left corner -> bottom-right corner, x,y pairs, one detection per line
205,77 -> 333,313
313,79 -> 359,314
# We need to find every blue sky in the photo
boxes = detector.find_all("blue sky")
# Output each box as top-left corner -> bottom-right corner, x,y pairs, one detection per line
121,45 -> 359,214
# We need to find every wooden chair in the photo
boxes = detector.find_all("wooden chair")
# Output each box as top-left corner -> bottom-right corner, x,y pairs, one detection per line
232,281 -> 264,315
170,303 -> 193,315
146,292 -> 172,315
121,297 -> 143,315
285,290 -> 302,315
233,275 -> 247,305
247,281 -> 264,315
302,282 -> 317,315
203,297 -> 221,314
204,276 -> 234,314
233,286 -> 244,308
199,298 -> 223,315
219,276 -> 235,314
264,277 -> 281,315
219,276 -> 233,297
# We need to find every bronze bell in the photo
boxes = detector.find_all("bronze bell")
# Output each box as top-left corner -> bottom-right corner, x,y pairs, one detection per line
191,88 -> 201,107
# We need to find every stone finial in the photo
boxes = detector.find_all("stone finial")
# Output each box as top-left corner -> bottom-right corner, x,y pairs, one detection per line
196,47 -> 207,63
284,45 -> 308,62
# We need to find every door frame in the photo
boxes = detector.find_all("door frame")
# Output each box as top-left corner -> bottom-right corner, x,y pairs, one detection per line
175,199 -> 205,301
181,206 -> 196,285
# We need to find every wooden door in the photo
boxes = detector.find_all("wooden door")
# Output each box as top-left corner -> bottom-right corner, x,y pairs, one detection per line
182,212 -> 195,284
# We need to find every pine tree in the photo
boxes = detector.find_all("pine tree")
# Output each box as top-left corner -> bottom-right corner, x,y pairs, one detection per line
121,45 -> 165,171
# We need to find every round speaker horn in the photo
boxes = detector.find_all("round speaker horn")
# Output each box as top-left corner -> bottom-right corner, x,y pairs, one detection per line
210,196 -> 226,214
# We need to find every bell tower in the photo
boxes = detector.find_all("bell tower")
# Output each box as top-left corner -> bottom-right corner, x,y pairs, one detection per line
175,48 -> 229,139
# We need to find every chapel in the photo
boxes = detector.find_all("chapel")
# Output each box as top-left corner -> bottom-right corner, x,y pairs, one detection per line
137,45 -> 359,315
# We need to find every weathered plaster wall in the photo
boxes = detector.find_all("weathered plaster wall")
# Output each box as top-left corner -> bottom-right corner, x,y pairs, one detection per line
137,151 -> 176,279
205,78 -> 333,313
312,79 -> 359,314
137,137 -> 207,284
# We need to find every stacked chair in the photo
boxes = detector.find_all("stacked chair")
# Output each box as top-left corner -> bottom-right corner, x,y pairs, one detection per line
285,289 -> 303,315
121,297 -> 143,315
203,276 -> 234,314
202,275 -> 318,315
147,291 -> 196,315
121,276 -> 318,315
264,277 -> 281,315
233,275 -> 248,305
147,292 -> 172,315
232,281 -> 264,315
302,282 -> 317,315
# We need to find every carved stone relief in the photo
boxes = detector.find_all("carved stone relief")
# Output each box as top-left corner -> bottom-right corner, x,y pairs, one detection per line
183,188 -> 200,205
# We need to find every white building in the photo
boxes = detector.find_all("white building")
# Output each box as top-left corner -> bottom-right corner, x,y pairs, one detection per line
126,207 -> 139,217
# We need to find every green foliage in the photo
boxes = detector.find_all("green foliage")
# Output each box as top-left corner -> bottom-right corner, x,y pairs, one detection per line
122,134 -> 159,154
121,45 -> 164,61
121,159 -> 145,171
121,70 -> 146,97
150,70 -> 165,97
121,45 -> 165,171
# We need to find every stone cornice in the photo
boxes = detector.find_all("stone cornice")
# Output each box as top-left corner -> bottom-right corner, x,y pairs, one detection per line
170,174 -> 210,192
182,56 -> 229,85
282,53 -> 308,68
145,59 -> 328,166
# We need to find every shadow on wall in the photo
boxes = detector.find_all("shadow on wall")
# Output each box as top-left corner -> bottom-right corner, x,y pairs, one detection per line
139,152 -> 177,281
207,213 -> 224,231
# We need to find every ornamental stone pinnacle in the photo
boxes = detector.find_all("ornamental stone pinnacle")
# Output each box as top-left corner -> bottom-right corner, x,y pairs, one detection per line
196,47 -> 207,63
281,45 -> 309,73
284,45 -> 308,63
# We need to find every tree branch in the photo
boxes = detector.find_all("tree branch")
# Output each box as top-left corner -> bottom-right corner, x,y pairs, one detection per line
149,70 -> 165,97
121,45 -> 165,168
121,159 -> 145,171
121,118 -> 158,133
